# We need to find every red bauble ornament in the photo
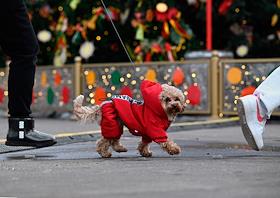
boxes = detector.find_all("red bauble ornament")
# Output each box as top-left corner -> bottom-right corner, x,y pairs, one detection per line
0,88 -> 4,104
94,87 -> 106,105
62,86 -> 70,104
120,86 -> 133,98
54,72 -> 62,86
241,86 -> 256,97
187,84 -> 201,106
172,67 -> 185,86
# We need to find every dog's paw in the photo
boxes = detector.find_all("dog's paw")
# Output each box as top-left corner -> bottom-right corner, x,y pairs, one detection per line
96,138 -> 112,158
139,150 -> 153,157
160,140 -> 181,155
111,139 -> 128,153
138,142 -> 152,157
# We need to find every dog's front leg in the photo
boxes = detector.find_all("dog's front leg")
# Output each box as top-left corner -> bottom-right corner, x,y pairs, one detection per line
138,140 -> 152,157
160,139 -> 181,155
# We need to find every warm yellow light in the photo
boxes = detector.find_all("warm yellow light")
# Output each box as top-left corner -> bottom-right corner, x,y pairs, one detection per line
96,36 -> 101,41
127,73 -> 132,78
58,6 -> 63,11
156,2 -> 168,13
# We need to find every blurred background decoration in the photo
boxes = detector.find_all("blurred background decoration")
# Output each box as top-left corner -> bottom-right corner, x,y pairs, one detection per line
0,0 -> 280,118
0,0 -> 279,67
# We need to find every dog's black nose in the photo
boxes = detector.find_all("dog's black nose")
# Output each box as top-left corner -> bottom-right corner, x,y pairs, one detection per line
172,104 -> 178,108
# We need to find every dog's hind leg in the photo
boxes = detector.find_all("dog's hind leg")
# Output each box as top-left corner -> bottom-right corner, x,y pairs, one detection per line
111,139 -> 128,152
137,141 -> 152,157
96,138 -> 112,158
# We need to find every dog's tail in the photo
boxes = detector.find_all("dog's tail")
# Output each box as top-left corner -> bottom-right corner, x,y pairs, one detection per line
73,95 -> 101,123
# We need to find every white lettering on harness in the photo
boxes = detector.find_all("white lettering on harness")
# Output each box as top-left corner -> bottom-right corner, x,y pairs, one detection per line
112,95 -> 144,105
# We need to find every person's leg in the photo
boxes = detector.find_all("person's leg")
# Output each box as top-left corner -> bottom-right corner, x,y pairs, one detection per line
0,1 -> 37,117
237,66 -> 280,150
254,66 -> 280,118
0,1 -> 56,147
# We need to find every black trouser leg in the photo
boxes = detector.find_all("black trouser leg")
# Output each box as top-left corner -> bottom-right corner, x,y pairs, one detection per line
0,0 -> 39,117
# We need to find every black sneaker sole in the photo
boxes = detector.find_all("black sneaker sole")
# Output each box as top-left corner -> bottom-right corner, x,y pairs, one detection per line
237,99 -> 259,151
5,140 -> 57,148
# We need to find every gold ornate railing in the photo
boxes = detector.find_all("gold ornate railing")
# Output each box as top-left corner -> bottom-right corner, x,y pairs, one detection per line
0,55 -> 279,117
219,58 -> 280,116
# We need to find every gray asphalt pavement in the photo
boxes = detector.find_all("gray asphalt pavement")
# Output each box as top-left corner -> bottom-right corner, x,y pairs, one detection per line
0,117 -> 99,138
0,118 -> 280,198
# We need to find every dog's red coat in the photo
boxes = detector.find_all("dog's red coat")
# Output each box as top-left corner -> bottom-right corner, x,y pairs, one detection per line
100,80 -> 171,143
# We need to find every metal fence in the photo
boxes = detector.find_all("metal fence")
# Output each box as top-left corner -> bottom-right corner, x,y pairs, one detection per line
219,58 -> 280,116
0,55 -> 279,117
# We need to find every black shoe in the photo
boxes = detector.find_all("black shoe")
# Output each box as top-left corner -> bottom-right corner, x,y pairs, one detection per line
5,118 -> 57,148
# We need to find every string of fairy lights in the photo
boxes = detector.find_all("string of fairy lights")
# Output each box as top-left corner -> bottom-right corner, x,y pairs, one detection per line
222,63 -> 278,114
82,63 -> 209,113
1,62 -> 280,115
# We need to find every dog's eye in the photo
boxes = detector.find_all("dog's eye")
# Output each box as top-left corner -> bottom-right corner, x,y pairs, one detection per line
165,97 -> 171,102
175,98 -> 180,101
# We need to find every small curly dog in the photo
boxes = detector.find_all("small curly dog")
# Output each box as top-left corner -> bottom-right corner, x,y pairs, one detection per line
73,80 -> 185,158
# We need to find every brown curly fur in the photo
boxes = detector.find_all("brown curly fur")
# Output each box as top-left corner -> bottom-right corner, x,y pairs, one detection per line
137,141 -> 153,157
160,139 -> 181,155
111,139 -> 128,152
96,138 -> 112,158
96,138 -> 128,158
